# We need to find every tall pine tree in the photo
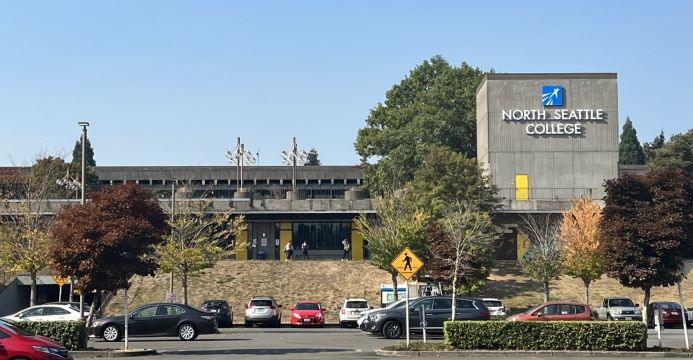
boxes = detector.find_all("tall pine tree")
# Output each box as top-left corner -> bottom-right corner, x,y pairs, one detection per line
71,136 -> 99,185
304,148 -> 321,166
618,117 -> 645,165
643,130 -> 665,163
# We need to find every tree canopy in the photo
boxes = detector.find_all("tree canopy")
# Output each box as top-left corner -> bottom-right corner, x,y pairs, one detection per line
618,117 -> 645,165
51,183 -> 169,293
71,136 -> 99,185
599,170 -> 693,309
643,130 -> 665,163
647,129 -> 693,178
354,56 -> 488,193
304,148 -> 321,166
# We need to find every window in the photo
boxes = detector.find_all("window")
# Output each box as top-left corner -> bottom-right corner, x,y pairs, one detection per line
44,307 -> 70,316
295,303 -> 320,311
411,299 -> 434,312
132,306 -> 157,318
540,304 -> 559,315
433,299 -> 452,310
21,307 -> 44,317
157,305 -> 185,316
292,222 -> 351,250
457,300 -> 476,309
0,330 -> 8,339
250,300 -> 273,307
483,300 -> 502,308
346,301 -> 368,309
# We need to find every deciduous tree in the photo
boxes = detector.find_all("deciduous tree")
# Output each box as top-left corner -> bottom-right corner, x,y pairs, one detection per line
157,187 -> 246,305
518,214 -> 562,302
560,197 -> 603,304
433,201 -> 498,320
50,184 -> 169,320
599,170 -> 693,319
355,189 -> 428,301
618,117 -> 645,165
0,155 -> 67,305
355,56 -> 487,193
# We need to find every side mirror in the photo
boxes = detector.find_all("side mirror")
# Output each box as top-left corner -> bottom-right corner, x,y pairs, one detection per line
17,313 -> 25,319
129,314 -> 134,319
536,312 -> 543,317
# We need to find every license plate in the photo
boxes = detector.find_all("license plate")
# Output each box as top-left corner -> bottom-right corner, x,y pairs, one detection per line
673,312 -> 679,315
303,318 -> 311,323
255,308 -> 267,313
625,317 -> 632,320
351,311 -> 359,315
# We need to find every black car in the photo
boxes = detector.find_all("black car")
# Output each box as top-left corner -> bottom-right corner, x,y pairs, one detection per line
200,300 -> 233,327
88,303 -> 218,341
366,296 -> 490,339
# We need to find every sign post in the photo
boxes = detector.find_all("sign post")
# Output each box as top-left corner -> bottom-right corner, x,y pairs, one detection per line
390,247 -> 424,348
52,275 -> 70,303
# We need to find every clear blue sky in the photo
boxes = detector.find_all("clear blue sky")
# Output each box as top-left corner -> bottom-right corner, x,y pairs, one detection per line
1,0 -> 691,166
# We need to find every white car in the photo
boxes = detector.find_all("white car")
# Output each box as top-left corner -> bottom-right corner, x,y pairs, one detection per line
339,298 -> 371,328
482,298 -> 506,317
2,304 -> 84,322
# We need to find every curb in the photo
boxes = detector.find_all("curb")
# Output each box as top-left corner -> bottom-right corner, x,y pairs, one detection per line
376,349 -> 693,358
72,349 -> 157,358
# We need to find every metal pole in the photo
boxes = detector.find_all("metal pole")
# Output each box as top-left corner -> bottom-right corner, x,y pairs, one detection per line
679,282 -> 690,350
292,137 -> 297,193
169,181 -> 175,301
58,285 -> 63,302
236,137 -> 241,191
78,122 -> 89,320
124,286 -> 129,350
240,144 -> 245,191
405,280 -> 410,347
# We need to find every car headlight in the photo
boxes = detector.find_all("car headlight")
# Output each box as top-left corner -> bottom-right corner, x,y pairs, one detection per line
293,313 -> 301,319
371,313 -> 385,321
614,309 -> 622,315
316,312 -> 323,318
33,346 -> 64,356
635,309 -> 642,315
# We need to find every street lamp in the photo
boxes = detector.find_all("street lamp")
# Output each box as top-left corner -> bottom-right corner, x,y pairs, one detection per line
225,137 -> 256,193
56,170 -> 80,199
77,121 -> 89,319
281,137 -> 308,193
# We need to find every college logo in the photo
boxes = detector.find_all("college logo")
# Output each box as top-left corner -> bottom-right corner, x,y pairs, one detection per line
542,85 -> 563,106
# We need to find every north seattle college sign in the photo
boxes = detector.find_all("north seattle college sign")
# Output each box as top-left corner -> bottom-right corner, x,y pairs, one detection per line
502,85 -> 605,135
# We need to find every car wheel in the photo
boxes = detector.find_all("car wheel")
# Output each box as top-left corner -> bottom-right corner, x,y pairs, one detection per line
244,320 -> 252,328
102,324 -> 121,342
607,314 -> 613,321
339,321 -> 345,328
382,320 -> 402,339
178,323 -> 197,341
273,317 -> 281,328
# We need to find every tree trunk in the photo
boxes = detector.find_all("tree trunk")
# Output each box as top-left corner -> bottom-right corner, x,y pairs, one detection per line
86,291 -> 101,327
543,281 -> 549,302
182,272 -> 188,305
643,287 -> 651,325
391,271 -> 398,302
99,291 -> 115,317
451,274 -> 458,322
583,277 -> 591,305
30,271 -> 37,306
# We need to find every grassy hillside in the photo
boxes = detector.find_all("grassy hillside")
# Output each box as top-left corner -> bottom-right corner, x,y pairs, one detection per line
106,260 -> 693,323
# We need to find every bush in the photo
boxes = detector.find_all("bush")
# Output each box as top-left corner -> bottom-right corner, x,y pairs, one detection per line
444,321 -> 647,351
12,321 -> 86,350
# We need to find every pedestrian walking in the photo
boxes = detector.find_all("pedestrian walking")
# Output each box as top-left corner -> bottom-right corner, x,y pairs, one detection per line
301,240 -> 309,260
284,242 -> 294,261
341,238 -> 350,261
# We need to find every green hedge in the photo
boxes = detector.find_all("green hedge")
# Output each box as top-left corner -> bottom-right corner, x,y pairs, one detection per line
444,321 -> 647,351
11,321 -> 86,350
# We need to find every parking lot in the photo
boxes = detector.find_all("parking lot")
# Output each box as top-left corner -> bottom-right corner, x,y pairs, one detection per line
84,325 -> 693,360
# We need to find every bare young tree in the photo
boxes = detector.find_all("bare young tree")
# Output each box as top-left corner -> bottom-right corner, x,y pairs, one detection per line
438,200 -> 498,321
518,213 -> 562,303
0,155 -> 69,306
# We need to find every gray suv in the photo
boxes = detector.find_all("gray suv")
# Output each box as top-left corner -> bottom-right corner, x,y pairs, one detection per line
366,296 -> 490,339
244,296 -> 282,327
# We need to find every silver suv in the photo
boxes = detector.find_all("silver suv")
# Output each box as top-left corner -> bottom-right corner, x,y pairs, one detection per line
244,296 -> 282,327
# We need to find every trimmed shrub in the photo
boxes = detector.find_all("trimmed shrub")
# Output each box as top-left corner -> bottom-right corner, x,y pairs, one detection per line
444,321 -> 647,351
12,321 -> 87,350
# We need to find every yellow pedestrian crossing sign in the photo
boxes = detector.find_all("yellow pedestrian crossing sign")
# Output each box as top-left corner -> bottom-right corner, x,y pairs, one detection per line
391,247 -> 424,280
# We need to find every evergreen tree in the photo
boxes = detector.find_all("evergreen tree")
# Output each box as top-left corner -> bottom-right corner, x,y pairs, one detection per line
618,117 -> 645,165
643,130 -> 665,163
648,129 -> 693,178
305,148 -> 321,166
72,137 -> 96,167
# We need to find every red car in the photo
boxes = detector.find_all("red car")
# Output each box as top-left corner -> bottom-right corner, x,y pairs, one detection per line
0,320 -> 72,360
290,301 -> 326,327
647,302 -> 688,327
507,302 -> 592,321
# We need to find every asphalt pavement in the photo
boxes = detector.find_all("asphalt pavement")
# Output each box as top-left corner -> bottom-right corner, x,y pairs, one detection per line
84,325 -> 693,359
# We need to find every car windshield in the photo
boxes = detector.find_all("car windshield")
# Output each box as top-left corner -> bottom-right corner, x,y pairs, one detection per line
250,300 -> 273,307
0,321 -> 32,336
202,301 -> 225,309
483,300 -> 503,308
295,303 -> 320,310
346,301 -> 368,309
608,299 -> 634,307
658,303 -> 681,309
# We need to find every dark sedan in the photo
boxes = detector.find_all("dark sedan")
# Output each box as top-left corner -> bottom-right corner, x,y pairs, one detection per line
88,303 -> 218,341
200,300 -> 233,327
366,296 -> 490,339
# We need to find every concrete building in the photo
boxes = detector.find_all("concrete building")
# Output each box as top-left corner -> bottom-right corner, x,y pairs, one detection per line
476,73 -> 620,259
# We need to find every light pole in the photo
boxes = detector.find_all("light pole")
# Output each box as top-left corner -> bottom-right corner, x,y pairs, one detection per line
281,137 -> 308,193
225,138 -> 256,193
168,179 -> 176,303
77,121 -> 89,319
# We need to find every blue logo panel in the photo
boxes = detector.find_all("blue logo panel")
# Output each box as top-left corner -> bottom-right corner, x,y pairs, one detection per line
542,85 -> 563,106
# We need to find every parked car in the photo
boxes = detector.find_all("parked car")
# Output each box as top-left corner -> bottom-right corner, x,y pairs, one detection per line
339,298 -> 371,328
594,297 -> 642,321
88,303 -> 218,341
358,298 -> 414,331
244,296 -> 282,327
0,319 -> 73,360
2,304 -> 84,322
46,302 -> 91,317
481,298 -> 506,318
200,300 -> 233,327
290,300 -> 326,327
507,302 -> 592,321
647,302 -> 687,328
366,296 -> 490,339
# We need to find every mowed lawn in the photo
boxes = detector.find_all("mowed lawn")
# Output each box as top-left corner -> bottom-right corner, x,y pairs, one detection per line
105,260 -> 693,322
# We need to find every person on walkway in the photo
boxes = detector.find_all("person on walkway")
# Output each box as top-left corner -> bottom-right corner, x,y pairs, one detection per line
284,242 -> 294,261
341,238 -> 350,261
301,240 -> 309,260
